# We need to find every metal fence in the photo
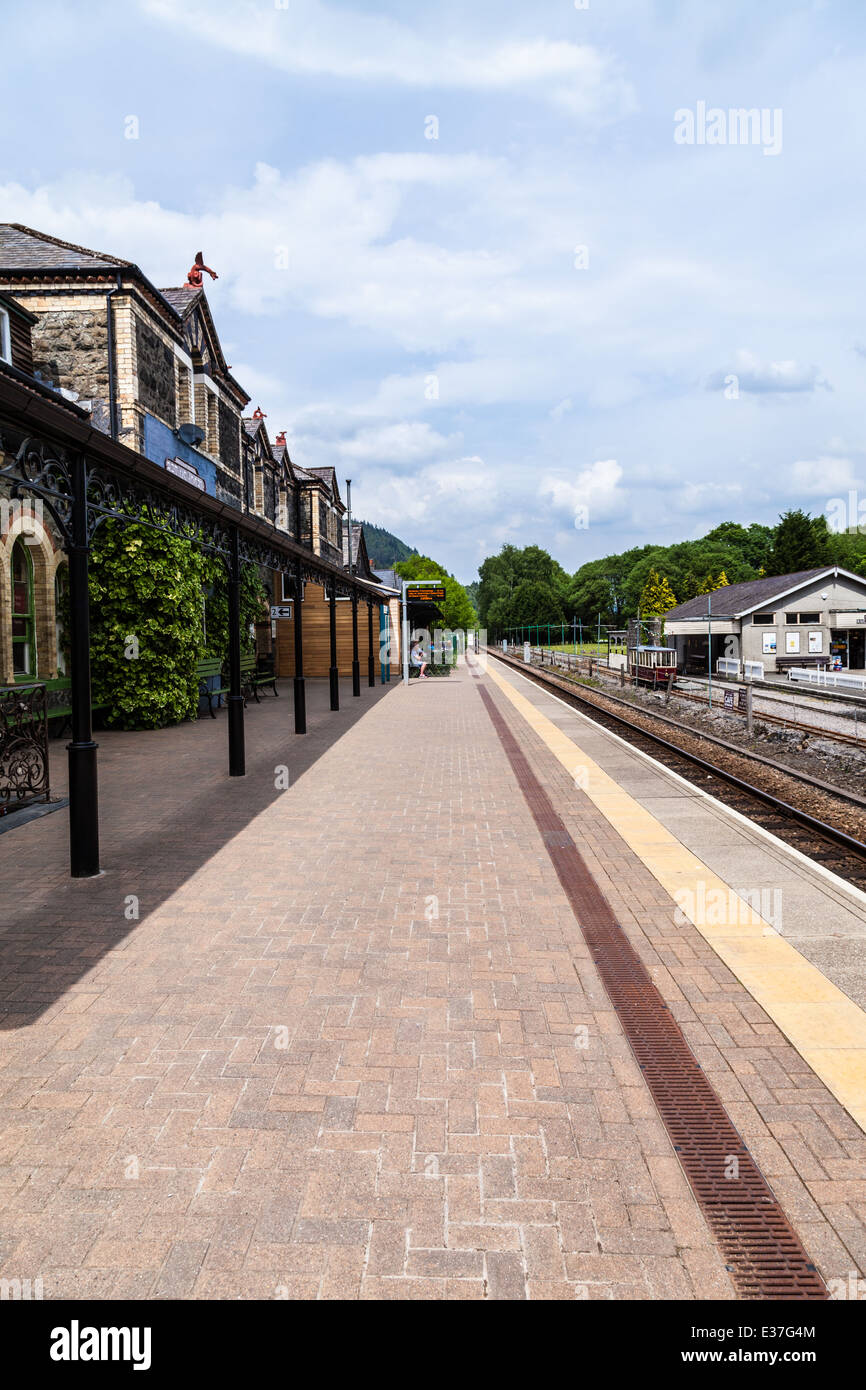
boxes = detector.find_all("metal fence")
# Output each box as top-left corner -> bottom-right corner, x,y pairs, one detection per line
0,683 -> 50,815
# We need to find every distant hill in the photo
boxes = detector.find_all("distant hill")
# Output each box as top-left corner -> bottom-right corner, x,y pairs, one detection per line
358,520 -> 417,570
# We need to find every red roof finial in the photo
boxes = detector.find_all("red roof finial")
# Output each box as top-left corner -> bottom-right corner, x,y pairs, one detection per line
186,251 -> 219,287
252,406 -> 266,419
275,430 -> 286,446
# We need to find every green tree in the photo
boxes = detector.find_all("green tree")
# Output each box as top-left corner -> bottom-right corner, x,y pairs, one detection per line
697,570 -> 730,594
702,521 -> 774,572
357,520 -> 416,569
768,509 -> 831,575
638,568 -> 678,617
476,544 -> 569,628
489,578 -> 564,630
826,526 -> 866,577
679,569 -> 701,602
395,554 -> 477,630
566,550 -> 649,626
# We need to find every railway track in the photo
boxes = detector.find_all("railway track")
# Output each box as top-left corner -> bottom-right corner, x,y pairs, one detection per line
668,681 -> 865,747
532,646 -> 866,747
489,649 -> 866,892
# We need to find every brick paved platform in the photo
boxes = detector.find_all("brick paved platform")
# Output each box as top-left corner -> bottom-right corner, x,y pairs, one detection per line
0,662 -> 864,1299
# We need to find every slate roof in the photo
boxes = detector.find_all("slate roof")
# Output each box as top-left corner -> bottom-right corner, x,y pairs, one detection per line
305,465 -> 343,504
665,567 -> 858,621
0,223 -> 131,271
374,568 -> 400,591
0,224 -> 253,405
159,286 -> 202,316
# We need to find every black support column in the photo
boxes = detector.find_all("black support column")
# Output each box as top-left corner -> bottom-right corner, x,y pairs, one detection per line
329,579 -> 339,710
293,560 -> 306,733
66,452 -> 100,878
367,601 -> 375,687
226,526 -> 245,777
351,590 -> 361,696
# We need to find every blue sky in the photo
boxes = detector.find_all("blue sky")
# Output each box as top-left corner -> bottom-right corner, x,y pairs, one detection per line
1,0 -> 864,583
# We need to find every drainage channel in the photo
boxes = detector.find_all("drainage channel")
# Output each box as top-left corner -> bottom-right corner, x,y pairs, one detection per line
477,682 -> 828,1300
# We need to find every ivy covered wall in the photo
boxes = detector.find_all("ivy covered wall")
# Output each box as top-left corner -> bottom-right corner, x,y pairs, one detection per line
78,522 -> 267,730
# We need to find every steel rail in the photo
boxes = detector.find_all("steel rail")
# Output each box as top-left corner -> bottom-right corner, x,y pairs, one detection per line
489,650 -> 866,864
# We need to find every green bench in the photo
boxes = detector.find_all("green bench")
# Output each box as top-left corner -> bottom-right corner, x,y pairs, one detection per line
196,655 -> 278,718
41,676 -> 108,737
196,657 -> 228,718
242,653 -> 279,703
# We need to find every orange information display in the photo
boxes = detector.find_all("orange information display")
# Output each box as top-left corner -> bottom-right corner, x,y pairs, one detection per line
405,585 -> 446,603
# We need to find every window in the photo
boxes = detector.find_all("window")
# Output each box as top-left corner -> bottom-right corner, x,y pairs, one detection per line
176,360 -> 192,424
753,613 -> 775,624
786,611 -> 821,624
55,565 -> 69,675
206,390 -> 219,454
11,538 -> 35,677
0,306 -> 10,364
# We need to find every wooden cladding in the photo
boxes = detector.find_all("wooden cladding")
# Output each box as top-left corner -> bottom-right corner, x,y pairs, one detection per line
274,583 -> 399,678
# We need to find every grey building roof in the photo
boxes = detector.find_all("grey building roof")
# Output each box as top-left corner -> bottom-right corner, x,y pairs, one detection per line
374,568 -> 400,590
306,465 -> 336,485
666,567 -> 860,621
159,286 -> 202,316
0,223 -> 131,271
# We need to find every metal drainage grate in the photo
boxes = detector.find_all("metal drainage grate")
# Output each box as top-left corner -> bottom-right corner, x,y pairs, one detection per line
479,684 -> 827,1300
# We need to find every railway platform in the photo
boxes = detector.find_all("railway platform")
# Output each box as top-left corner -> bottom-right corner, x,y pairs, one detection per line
0,661 -> 865,1301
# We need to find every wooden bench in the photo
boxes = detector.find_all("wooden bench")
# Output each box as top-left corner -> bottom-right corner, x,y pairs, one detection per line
775,655 -> 827,674
197,655 -> 278,718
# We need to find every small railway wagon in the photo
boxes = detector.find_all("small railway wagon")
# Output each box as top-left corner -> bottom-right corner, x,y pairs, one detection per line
627,643 -> 678,687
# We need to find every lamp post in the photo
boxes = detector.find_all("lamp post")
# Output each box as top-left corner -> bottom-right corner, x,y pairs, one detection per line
707,589 -> 713,710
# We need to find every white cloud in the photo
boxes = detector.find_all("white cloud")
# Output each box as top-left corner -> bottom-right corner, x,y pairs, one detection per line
357,456 -> 500,532
791,456 -> 861,495
141,0 -> 635,118
1,160 -> 735,370
707,350 -> 830,395
4,0 -> 865,583
337,421 -> 460,465
668,481 -> 745,515
539,459 -> 626,526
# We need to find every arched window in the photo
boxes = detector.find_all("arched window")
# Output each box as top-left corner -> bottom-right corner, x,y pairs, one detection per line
11,538 -> 35,678
55,564 -> 69,675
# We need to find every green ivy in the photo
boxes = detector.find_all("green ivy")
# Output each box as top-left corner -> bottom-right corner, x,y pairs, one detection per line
201,555 -> 269,661
79,522 -> 268,730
